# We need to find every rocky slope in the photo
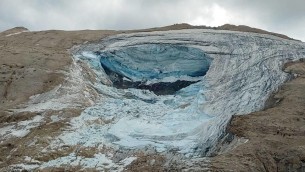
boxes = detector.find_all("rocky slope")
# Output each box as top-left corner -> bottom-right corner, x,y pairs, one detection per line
0,25 -> 305,171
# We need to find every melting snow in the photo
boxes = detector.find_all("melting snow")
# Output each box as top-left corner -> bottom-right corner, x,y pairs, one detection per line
40,153 -> 136,171
52,80 -> 210,154
0,115 -> 43,139
5,31 -> 28,37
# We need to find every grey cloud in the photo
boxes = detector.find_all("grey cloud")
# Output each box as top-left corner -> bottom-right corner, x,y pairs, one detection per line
0,0 -> 304,41
217,0 -> 305,40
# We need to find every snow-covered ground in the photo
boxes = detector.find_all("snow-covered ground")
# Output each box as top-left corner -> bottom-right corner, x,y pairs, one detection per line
10,153 -> 136,171
5,30 -> 28,37
52,83 -> 210,154
0,115 -> 43,140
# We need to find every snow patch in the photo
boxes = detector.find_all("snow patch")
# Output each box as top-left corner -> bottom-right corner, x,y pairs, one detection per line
50,115 -> 61,122
40,153 -> 136,171
0,115 -> 44,139
5,31 -> 28,37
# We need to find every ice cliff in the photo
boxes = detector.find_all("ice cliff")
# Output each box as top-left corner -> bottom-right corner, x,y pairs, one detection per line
66,29 -> 305,157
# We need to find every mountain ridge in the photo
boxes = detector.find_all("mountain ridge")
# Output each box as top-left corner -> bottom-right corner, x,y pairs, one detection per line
1,23 -> 298,41
128,23 -> 297,41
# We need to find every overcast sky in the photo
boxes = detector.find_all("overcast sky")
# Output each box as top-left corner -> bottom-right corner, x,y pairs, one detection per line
1,0 -> 305,41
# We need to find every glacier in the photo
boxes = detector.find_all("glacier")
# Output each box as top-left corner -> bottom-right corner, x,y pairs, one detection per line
55,29 -> 305,158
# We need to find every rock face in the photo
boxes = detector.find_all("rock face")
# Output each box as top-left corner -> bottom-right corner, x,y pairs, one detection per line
1,26 -> 305,171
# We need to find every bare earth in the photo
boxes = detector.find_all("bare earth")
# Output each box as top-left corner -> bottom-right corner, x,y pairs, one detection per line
0,24 -> 304,171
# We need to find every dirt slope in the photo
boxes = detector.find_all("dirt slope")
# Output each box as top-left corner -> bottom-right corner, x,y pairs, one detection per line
0,28 -> 120,170
0,28 -> 118,111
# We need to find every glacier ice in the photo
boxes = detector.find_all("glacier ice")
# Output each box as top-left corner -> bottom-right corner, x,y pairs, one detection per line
61,29 -> 305,157
94,44 -> 212,95
97,44 -> 211,81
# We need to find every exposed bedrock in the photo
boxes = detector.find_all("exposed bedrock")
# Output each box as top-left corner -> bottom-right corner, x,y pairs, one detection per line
70,29 -> 305,157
